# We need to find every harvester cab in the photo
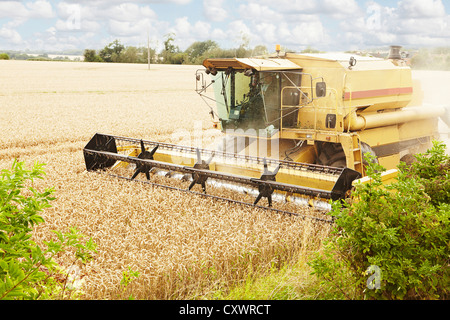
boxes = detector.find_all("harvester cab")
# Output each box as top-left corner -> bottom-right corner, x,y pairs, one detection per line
197,57 -> 327,135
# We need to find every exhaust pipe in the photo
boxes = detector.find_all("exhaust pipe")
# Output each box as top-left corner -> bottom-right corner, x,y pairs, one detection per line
388,45 -> 402,60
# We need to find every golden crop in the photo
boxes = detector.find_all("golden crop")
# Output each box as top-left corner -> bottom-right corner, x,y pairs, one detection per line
0,60 -> 332,299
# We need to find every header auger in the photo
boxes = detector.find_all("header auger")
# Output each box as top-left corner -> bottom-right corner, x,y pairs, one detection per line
84,133 -> 362,217
84,45 -> 450,217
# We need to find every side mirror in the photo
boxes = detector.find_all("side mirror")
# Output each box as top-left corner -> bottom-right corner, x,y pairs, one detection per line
316,81 -> 326,98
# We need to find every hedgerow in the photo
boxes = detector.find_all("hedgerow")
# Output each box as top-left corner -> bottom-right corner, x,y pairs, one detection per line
309,141 -> 449,300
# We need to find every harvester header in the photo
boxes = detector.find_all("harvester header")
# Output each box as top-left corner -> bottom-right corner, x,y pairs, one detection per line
84,133 -> 362,215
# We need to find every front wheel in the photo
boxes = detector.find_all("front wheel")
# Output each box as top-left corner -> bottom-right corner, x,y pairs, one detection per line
316,141 -> 379,169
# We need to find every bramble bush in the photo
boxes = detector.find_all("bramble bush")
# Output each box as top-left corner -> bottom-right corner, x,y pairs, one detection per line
0,160 -> 97,300
309,141 -> 449,300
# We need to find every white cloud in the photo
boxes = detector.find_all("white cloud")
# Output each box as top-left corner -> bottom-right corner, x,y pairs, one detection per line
261,0 -> 318,14
398,0 -> 446,18
0,26 -> 22,44
0,0 -> 55,48
254,23 -> 277,44
395,16 -> 448,36
321,0 -> 362,18
203,0 -> 227,22
227,20 -> 253,45
0,0 -> 54,19
26,0 -> 54,19
237,3 -> 283,22
62,0 -> 192,6
249,0 -> 361,17
193,20 -> 211,39
291,18 -> 327,45
0,1 -> 28,19
1,0 -> 449,53
103,3 -> 157,22
54,18 -> 101,33
167,17 -> 212,49
210,28 -> 227,41
335,0 -> 450,49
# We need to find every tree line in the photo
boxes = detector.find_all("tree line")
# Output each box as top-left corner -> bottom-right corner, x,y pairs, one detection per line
85,35 -> 450,70
83,33 -> 271,65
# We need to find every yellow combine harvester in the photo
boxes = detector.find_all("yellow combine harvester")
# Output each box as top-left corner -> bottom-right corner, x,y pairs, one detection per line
84,45 -> 450,215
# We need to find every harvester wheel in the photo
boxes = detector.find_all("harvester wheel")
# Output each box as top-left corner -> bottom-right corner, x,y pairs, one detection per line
361,142 -> 379,166
400,153 -> 417,166
316,141 -> 379,169
329,158 -> 347,168
316,142 -> 347,168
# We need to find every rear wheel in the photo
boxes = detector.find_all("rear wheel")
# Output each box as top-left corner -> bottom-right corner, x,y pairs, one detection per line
400,153 -> 417,166
316,142 -> 347,167
361,142 -> 379,166
316,141 -> 378,168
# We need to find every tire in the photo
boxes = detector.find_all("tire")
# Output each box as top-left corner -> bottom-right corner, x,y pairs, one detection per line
316,142 -> 347,167
400,153 -> 417,166
316,141 -> 378,169
329,159 -> 347,168
361,142 -> 379,166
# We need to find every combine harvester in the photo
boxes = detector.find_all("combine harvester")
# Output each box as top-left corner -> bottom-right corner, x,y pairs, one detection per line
83,45 -> 450,218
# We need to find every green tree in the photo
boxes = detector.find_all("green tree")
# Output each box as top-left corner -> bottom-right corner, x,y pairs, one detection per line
99,39 -> 125,63
252,45 -> 268,56
185,40 -> 219,64
0,160 -> 97,300
83,49 -> 103,62
160,32 -> 181,64
405,140 -> 450,206
309,141 -> 450,300
120,46 -> 140,63
119,46 -> 156,64
234,32 -> 252,58
169,52 -> 187,64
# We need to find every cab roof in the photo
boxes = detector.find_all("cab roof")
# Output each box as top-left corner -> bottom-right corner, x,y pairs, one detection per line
203,57 -> 302,72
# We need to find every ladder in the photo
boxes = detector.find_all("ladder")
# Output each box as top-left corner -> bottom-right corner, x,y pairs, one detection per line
351,134 -> 364,175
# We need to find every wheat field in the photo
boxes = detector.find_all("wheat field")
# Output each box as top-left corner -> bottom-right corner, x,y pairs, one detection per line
0,60 -> 333,299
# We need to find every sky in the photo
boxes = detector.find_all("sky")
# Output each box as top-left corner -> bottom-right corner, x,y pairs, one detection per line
0,0 -> 449,53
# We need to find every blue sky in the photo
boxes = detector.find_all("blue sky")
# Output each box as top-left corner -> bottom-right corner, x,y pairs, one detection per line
0,0 -> 449,52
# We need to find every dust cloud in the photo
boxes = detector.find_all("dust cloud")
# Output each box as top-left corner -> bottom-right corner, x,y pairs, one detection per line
412,70 -> 450,154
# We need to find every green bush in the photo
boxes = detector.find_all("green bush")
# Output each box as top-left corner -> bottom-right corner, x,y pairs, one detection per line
0,160 -> 97,300
0,53 -> 10,60
405,141 -> 450,205
309,141 -> 449,300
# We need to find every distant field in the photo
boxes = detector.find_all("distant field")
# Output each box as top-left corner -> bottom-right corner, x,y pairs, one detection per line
0,60 -> 331,299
